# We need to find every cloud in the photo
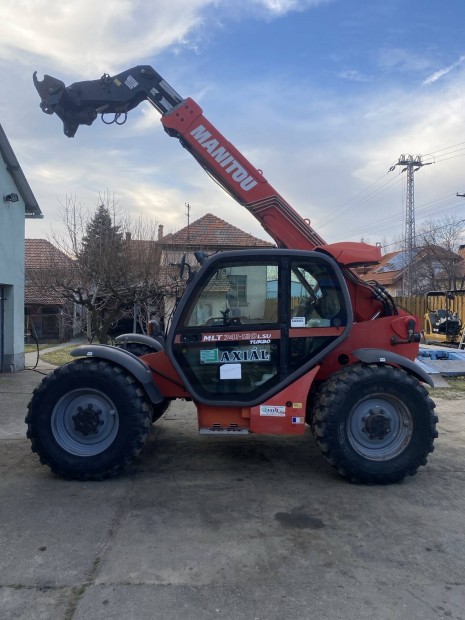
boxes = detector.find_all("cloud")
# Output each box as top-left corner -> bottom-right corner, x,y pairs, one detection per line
0,0 -> 216,77
251,0 -> 332,14
377,47 -> 434,74
338,69 -> 371,83
423,55 -> 465,85
4,0 -> 464,249
0,0 -> 332,78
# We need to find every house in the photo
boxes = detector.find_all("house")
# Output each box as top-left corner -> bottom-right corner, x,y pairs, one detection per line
25,239 -> 77,342
22,214 -> 275,340
358,246 -> 464,297
0,124 -> 42,372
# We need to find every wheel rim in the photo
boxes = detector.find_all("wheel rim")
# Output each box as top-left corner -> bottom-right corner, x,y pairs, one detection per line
347,394 -> 413,461
51,389 -> 119,456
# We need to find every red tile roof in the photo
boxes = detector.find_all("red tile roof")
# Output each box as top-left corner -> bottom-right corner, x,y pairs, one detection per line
25,239 -> 74,305
25,239 -> 73,269
160,213 -> 274,248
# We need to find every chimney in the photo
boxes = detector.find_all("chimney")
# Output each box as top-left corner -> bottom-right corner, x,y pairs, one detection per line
158,224 -> 164,240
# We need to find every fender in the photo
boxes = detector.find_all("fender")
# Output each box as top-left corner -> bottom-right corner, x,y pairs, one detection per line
70,344 -> 164,404
114,333 -> 164,351
352,348 -> 434,387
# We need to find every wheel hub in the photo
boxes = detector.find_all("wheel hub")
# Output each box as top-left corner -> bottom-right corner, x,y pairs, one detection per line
51,388 -> 119,457
363,408 -> 391,440
72,404 -> 104,436
347,395 -> 413,461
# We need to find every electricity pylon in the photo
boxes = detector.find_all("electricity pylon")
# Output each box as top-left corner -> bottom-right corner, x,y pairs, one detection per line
391,155 -> 432,295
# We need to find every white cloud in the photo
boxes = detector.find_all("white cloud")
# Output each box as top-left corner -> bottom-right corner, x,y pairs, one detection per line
338,69 -> 371,82
0,0 -> 215,77
377,47 -> 434,74
3,0 -> 464,249
423,55 -> 465,85
251,0 -> 332,14
0,0 -> 331,79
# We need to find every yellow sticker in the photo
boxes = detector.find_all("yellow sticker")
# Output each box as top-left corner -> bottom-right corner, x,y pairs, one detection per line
114,79 -> 122,86
292,403 -> 303,409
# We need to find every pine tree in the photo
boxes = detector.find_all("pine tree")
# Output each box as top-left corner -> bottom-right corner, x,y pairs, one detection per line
79,203 -> 123,275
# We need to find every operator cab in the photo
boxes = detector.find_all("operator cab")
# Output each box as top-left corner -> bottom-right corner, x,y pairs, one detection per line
167,249 -> 352,406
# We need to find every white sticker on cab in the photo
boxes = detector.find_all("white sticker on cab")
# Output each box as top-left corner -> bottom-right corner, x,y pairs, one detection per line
260,405 -> 286,417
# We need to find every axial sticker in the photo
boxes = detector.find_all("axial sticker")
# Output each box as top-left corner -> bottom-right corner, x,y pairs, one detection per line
260,405 -> 286,417
200,346 -> 270,363
292,417 -> 304,424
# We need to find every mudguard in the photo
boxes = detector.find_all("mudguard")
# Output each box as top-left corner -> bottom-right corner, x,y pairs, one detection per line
352,348 -> 434,387
70,344 -> 164,404
114,333 -> 164,351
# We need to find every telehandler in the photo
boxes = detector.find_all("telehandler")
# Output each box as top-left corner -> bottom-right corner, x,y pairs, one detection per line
27,65 -> 437,483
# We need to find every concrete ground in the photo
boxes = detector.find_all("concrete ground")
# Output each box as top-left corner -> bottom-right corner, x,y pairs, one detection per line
0,368 -> 464,620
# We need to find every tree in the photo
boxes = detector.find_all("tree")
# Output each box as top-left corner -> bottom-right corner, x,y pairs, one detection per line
30,194 -> 164,343
414,215 -> 465,292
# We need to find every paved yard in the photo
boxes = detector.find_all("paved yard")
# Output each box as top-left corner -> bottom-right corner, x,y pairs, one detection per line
0,369 -> 464,619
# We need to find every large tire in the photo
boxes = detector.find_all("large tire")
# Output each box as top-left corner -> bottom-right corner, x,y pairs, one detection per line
115,342 -> 171,422
25,358 -> 152,480
120,342 -> 154,357
312,364 -> 438,484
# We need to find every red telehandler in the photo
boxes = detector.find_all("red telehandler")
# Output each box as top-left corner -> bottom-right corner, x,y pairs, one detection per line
27,65 -> 437,483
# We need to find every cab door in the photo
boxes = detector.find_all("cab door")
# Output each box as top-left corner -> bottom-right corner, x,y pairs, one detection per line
168,250 -> 351,406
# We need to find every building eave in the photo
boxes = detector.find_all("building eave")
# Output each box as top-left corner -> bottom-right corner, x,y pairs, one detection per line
0,124 -> 43,219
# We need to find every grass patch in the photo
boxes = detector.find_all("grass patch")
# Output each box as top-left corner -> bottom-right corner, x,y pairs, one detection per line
40,346 -> 77,366
24,343 -> 54,353
430,376 -> 465,400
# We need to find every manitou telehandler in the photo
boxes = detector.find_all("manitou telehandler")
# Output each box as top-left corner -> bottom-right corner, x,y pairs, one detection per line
27,65 -> 437,483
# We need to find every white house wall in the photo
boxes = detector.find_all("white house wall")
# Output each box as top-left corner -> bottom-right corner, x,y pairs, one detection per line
0,158 -> 25,371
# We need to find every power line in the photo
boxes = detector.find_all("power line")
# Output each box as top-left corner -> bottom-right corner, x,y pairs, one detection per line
318,139 -> 465,238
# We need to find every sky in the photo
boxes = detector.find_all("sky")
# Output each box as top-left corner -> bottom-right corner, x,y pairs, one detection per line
1,0 -> 465,250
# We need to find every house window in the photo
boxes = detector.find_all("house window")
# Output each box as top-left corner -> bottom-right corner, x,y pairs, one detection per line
228,275 -> 247,306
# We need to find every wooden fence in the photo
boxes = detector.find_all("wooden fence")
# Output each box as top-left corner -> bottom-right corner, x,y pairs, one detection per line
394,294 -> 465,325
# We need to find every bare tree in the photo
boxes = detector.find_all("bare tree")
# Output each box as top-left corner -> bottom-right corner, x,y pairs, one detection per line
30,194 -> 163,343
414,215 -> 465,292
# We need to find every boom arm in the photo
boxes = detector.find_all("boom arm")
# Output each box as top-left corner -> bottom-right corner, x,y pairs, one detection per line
34,65 -> 324,251
33,65 -> 382,265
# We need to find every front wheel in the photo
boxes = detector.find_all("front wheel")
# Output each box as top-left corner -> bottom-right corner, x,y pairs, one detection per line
312,364 -> 438,484
26,358 -> 153,480
114,341 -> 171,422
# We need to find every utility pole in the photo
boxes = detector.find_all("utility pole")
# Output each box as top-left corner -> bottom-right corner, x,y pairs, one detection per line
185,202 -> 191,241
390,155 -> 432,295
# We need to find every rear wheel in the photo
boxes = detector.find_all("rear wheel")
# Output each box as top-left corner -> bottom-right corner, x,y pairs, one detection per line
26,358 -> 152,480
119,342 -> 153,357
312,364 -> 437,484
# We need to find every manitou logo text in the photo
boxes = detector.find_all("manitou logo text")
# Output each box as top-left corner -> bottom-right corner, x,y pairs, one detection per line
190,125 -> 258,192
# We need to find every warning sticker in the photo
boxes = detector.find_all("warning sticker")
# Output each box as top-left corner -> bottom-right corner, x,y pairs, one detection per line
260,405 -> 286,417
125,75 -> 139,89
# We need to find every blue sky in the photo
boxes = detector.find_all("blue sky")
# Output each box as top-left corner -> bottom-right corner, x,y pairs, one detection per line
1,0 -> 465,248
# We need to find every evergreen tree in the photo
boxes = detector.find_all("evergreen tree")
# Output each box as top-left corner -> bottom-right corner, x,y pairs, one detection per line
79,203 -> 123,276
